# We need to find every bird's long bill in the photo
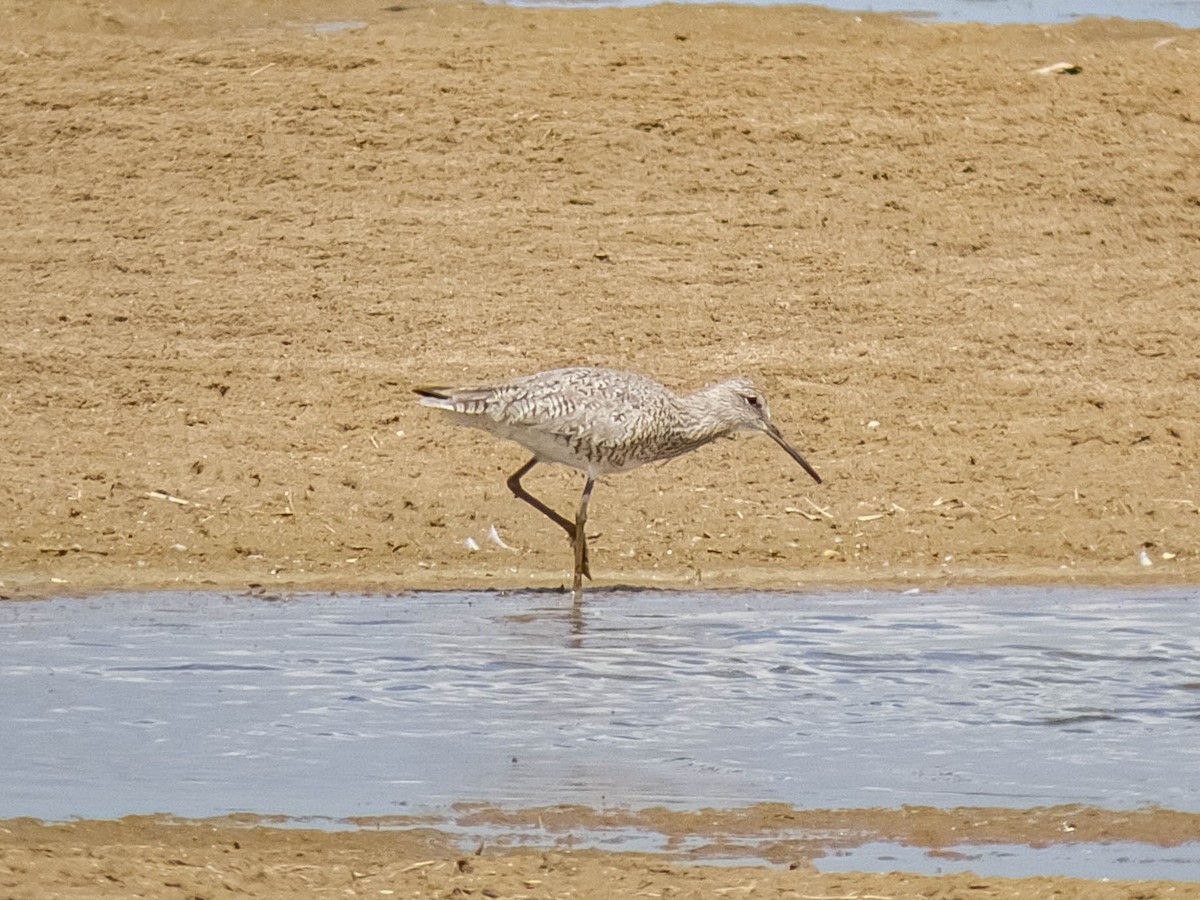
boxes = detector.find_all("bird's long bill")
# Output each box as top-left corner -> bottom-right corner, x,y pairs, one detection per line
765,423 -> 822,484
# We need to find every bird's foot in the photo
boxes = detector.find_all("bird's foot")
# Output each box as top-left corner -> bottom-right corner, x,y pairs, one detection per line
571,529 -> 591,581
571,540 -> 590,580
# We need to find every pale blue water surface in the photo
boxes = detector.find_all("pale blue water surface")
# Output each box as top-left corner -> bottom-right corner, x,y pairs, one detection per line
3,586 -> 1198,820
820,838 -> 1200,880
495,0 -> 1200,28
2,587 -> 1199,876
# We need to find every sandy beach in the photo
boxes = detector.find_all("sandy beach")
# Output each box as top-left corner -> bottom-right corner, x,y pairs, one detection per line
2,0 -> 1198,895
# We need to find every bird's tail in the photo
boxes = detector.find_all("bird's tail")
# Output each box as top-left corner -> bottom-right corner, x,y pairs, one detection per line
413,386 -> 454,412
413,385 -> 492,415
413,386 -> 449,400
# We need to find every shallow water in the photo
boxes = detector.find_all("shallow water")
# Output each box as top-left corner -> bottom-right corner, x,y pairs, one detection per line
2,587 -> 1199,875
817,839 -> 1200,880
3,585 -> 1198,819
495,0 -> 1200,29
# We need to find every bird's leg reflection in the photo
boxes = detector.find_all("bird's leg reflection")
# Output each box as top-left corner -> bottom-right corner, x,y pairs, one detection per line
568,593 -> 585,644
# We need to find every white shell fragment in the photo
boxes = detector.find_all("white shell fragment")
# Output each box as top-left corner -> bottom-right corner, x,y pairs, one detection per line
1034,61 -> 1082,75
487,524 -> 514,550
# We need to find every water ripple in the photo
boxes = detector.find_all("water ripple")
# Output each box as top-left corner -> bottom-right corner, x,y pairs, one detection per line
0,586 -> 1197,822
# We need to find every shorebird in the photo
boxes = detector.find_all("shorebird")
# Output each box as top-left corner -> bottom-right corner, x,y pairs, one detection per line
415,366 -> 821,599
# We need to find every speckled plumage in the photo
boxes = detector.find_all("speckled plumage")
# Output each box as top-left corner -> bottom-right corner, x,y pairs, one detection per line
415,366 -> 821,598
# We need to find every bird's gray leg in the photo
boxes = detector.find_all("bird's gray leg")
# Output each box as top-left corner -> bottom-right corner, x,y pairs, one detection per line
506,458 -> 592,580
572,476 -> 595,601
507,458 -> 575,535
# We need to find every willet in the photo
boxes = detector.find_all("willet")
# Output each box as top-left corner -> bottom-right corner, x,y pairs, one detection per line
415,366 -> 821,599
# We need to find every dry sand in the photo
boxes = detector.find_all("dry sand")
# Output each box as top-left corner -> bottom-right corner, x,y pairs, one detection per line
2,0 -> 1199,895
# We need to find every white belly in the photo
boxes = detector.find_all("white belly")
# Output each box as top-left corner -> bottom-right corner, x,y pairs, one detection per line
450,413 -> 648,476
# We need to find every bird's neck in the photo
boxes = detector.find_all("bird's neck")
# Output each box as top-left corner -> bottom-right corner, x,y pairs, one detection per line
665,389 -> 738,454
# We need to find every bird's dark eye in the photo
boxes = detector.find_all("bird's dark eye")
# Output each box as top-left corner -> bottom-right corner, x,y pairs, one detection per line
746,395 -> 762,409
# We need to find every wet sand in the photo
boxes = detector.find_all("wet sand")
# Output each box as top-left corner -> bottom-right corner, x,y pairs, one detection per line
2,0 -> 1199,895
3,806 -> 1200,899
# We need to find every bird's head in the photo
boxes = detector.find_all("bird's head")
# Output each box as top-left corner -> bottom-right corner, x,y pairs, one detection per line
709,377 -> 822,485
